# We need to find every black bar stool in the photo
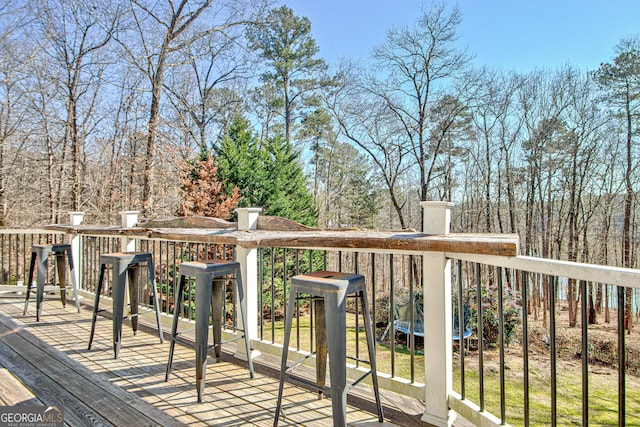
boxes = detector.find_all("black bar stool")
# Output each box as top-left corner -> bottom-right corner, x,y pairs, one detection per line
274,271 -> 384,427
88,252 -> 164,358
23,244 -> 80,321
165,259 -> 254,403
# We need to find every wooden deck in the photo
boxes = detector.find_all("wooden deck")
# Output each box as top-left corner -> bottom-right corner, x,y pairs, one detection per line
0,294 -> 442,426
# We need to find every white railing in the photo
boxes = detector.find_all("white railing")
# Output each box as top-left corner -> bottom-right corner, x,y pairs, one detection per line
446,252 -> 640,427
1,205 -> 637,427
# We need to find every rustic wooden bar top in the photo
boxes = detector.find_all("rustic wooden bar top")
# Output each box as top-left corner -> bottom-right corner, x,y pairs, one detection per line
46,216 -> 519,257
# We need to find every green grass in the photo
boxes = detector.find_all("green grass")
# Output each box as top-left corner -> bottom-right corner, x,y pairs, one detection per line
264,313 -> 640,426
263,315 -> 425,380
452,355 -> 640,426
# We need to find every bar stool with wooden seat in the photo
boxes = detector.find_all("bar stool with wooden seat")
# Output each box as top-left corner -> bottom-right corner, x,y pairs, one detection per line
88,252 -> 164,359
165,259 -> 254,403
274,271 -> 384,426
23,244 -> 80,322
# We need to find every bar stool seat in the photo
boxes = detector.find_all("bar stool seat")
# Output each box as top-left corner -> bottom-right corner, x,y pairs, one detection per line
23,244 -> 80,322
165,259 -> 254,403
88,252 -> 164,359
274,271 -> 384,426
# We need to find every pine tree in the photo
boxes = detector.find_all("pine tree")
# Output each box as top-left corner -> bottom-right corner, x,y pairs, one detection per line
247,6 -> 328,146
216,116 -> 317,226
263,135 -> 317,226
595,36 -> 640,332
216,116 -> 267,207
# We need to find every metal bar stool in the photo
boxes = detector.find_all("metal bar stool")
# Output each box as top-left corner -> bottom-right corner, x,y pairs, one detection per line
23,244 -> 80,322
274,271 -> 384,426
88,252 -> 164,359
165,259 -> 254,403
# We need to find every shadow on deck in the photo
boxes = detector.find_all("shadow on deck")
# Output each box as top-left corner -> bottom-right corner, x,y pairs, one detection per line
0,294 -> 469,426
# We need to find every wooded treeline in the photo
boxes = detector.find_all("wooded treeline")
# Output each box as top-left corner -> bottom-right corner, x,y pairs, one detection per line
0,0 -> 639,281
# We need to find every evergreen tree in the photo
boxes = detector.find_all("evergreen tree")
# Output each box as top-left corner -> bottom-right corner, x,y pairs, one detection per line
216,116 -> 317,226
595,36 -> 640,272
345,171 -> 381,229
247,6 -> 328,146
595,35 -> 640,332
313,138 -> 381,228
216,116 -> 267,207
263,135 -> 317,226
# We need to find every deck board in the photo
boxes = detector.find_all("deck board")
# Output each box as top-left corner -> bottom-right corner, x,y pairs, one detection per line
0,327 -> 115,426
0,296 -> 455,426
0,311 -> 184,426
0,368 -> 42,406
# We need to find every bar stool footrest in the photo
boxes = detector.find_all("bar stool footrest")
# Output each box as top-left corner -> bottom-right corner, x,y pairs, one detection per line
348,370 -> 373,390
284,373 -> 330,396
168,335 -> 191,348
284,352 -> 316,373
208,333 -> 247,349
346,355 -> 372,366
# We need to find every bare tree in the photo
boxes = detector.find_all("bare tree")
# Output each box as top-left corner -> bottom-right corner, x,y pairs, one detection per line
164,29 -> 250,156
596,35 -> 640,332
0,1 -> 32,225
593,124 -> 624,323
518,70 -> 572,327
325,62 -> 412,229
468,69 -> 524,233
117,0 -> 261,219
557,67 -> 606,326
370,2 -> 470,213
29,0 -> 120,215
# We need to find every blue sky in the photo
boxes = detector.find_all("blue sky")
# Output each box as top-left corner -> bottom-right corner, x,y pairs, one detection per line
284,0 -> 640,72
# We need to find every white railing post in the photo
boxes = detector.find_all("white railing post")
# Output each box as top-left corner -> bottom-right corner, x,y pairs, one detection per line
69,212 -> 85,291
234,207 -> 263,360
120,211 -> 139,311
120,211 -> 139,252
421,201 -> 456,427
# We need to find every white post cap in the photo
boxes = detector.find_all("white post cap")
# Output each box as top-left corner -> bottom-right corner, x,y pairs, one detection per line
120,211 -> 140,228
420,201 -> 454,235
235,207 -> 262,231
69,212 -> 85,226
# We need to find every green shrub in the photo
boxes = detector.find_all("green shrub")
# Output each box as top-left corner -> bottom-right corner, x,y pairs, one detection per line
466,283 -> 521,346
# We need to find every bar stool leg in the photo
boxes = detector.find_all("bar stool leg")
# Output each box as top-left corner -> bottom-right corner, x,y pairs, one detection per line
111,265 -> 127,359
274,290 -> 297,426
55,252 -> 67,307
195,272 -> 214,403
88,264 -> 106,350
127,264 -> 140,335
35,248 -> 48,322
146,258 -> 164,342
314,299 -> 327,399
360,290 -> 384,422
165,273 -> 186,381
325,292 -> 348,427
234,269 -> 254,377
22,252 -> 37,316
66,248 -> 81,313
211,278 -> 223,362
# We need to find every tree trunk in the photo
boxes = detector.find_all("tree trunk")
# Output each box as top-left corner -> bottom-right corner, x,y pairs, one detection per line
141,39 -> 169,219
623,93 -> 633,332
588,283 -> 597,324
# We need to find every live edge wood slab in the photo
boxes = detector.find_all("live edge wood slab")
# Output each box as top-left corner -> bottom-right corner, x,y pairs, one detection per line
46,216 -> 519,257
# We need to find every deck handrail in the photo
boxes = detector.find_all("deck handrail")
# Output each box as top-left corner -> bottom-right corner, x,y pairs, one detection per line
1,206 -> 638,427
451,252 -> 640,290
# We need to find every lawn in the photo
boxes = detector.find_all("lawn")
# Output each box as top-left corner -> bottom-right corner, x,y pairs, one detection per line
262,313 -> 640,426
